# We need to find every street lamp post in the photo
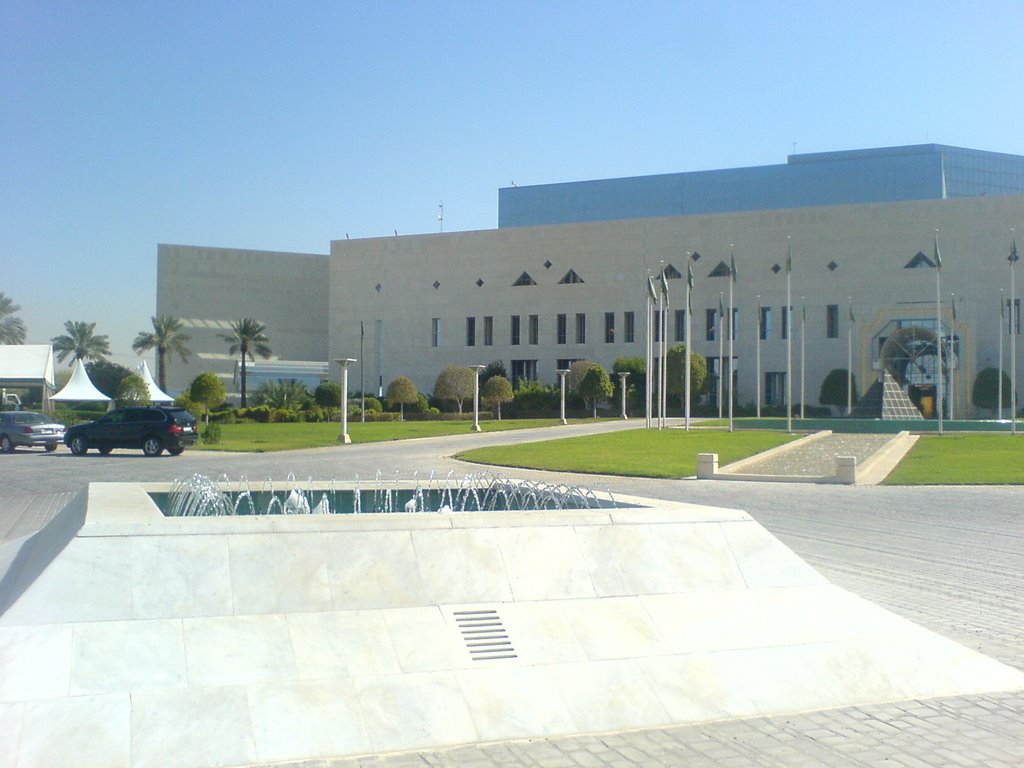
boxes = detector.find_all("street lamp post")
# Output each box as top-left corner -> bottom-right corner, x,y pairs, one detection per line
471,365 -> 485,432
618,371 -> 629,419
335,358 -> 357,444
557,369 -> 570,425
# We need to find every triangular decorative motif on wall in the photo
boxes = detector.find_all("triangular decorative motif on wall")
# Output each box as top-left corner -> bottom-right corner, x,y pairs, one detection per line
559,269 -> 584,284
512,272 -> 537,286
662,264 -> 682,279
904,251 -> 935,269
708,260 -> 731,278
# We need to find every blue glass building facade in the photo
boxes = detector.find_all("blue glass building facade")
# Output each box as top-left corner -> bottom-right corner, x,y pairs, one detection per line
498,144 -> 1024,228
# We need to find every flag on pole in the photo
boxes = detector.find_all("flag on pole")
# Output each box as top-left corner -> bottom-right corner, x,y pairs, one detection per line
951,294 -> 957,321
1011,240 -> 1020,263
849,301 -> 855,324
647,274 -> 658,302
660,269 -> 670,307
1001,293 -> 1006,318
686,263 -> 694,310
786,243 -> 792,274
730,252 -> 738,282
802,303 -> 806,322
933,237 -> 942,271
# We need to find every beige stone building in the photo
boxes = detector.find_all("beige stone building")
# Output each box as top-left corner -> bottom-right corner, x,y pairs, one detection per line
156,145 -> 1024,417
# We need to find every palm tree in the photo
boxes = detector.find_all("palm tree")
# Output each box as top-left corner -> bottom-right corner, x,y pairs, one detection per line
220,318 -> 272,407
0,292 -> 26,344
132,315 -> 192,392
51,320 -> 111,365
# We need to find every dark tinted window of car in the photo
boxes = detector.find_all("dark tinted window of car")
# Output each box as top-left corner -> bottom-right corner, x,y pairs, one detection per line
141,410 -> 165,423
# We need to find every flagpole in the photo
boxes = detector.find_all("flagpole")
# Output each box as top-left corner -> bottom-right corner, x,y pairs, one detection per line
645,274 -> 653,429
728,247 -> 735,433
786,238 -> 793,434
800,298 -> 806,420
660,265 -> 669,430
847,297 -> 853,416
935,232 -> 944,435
755,295 -> 761,419
718,292 -> 724,420
685,259 -> 693,431
949,292 -> 956,421
999,288 -> 1004,420
1011,232 -> 1018,436
659,284 -> 667,434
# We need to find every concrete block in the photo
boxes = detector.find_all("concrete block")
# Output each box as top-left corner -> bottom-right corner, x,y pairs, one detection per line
836,455 -> 858,484
696,452 -> 719,479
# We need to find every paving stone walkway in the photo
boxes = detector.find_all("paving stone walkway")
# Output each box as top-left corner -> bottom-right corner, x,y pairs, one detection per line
728,432 -> 894,477
2,421 -> 1022,767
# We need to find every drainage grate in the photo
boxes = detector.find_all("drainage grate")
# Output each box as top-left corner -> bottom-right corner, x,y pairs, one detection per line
453,609 -> 517,661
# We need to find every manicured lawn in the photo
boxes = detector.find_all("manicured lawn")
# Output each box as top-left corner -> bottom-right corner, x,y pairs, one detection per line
883,434 -> 1024,485
193,418 -> 585,452
457,429 -> 798,479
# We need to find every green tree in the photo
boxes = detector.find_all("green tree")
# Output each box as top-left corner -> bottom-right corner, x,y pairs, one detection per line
314,381 -> 343,420
482,375 -> 513,419
480,360 -> 508,388
252,379 -> 309,410
51,320 -> 111,365
613,356 -> 646,409
819,368 -> 857,412
115,373 -> 151,407
0,292 -> 26,344
132,315 -> 192,392
566,359 -> 596,393
433,365 -> 476,413
189,371 -> 227,426
666,344 -> 708,409
386,375 -> 419,420
972,367 -> 1012,415
576,364 -> 613,418
86,360 -> 132,398
219,318 -> 272,407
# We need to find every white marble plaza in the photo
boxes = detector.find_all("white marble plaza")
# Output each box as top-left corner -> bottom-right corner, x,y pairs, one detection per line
1,482 -> 1022,767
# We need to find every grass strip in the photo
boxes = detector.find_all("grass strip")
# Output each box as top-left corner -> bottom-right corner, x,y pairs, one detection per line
193,418 -> 585,452
457,429 -> 797,479
882,434 -> 1024,485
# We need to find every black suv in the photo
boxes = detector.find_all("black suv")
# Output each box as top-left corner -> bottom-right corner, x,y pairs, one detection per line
65,406 -> 198,457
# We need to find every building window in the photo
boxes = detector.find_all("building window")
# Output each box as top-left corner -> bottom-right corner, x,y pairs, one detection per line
826,305 -> 839,339
510,359 -> 537,385
674,309 -> 686,342
559,269 -> 584,284
483,316 -> 493,346
706,309 -> 717,341
512,272 -> 537,286
605,312 -> 615,343
759,307 -> 771,340
624,311 -> 635,343
654,312 -> 662,343
765,372 -> 786,406
556,313 -> 567,344
528,314 -> 539,345
510,315 -> 521,346
575,313 -> 586,344
431,318 -> 440,348
466,317 -> 476,347
557,358 -> 579,372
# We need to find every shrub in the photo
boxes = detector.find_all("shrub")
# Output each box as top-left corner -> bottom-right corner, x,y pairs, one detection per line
201,422 -> 222,445
972,367 -> 1012,414
819,368 -> 857,411
270,408 -> 302,423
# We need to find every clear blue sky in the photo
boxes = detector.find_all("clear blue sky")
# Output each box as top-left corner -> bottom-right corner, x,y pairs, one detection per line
3,1 -> 1023,367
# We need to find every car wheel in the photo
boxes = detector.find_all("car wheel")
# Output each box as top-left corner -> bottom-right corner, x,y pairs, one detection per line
99,447 -> 113,455
167,446 -> 185,456
0,434 -> 14,453
142,437 -> 163,457
45,443 -> 57,452
69,436 -> 89,456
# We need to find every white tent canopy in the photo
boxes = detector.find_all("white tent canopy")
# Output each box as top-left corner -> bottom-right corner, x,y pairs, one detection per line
50,359 -> 111,402
0,345 -> 55,388
136,361 -> 174,403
